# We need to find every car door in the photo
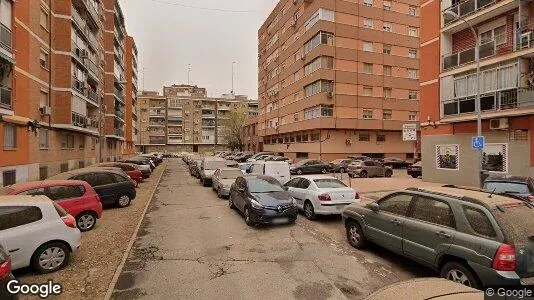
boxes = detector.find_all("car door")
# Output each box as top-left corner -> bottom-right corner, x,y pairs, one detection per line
289,178 -> 308,208
284,178 -> 302,206
46,185 -> 85,217
363,161 -> 376,176
233,177 -> 246,212
93,173 -> 117,205
363,193 -> 413,253
402,195 -> 457,266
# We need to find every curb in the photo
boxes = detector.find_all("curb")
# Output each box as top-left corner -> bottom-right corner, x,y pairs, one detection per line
104,162 -> 167,300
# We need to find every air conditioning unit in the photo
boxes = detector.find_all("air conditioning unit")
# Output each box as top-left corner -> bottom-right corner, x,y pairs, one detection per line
490,118 -> 509,130
39,106 -> 52,116
327,92 -> 333,98
345,139 -> 352,145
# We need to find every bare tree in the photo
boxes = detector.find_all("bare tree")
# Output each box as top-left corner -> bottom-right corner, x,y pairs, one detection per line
219,109 -> 247,150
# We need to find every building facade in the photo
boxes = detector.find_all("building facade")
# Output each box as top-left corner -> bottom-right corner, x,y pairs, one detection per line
420,0 -> 534,186
136,85 -> 258,153
258,0 -> 421,162
0,0 -> 137,186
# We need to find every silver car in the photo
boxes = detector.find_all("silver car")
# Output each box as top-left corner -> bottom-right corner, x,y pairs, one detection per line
347,160 -> 393,178
212,168 -> 244,198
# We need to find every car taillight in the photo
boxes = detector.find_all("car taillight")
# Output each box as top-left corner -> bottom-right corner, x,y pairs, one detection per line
492,244 -> 516,271
0,258 -> 11,280
62,215 -> 77,228
318,193 -> 331,202
528,195 -> 534,202
355,192 -> 360,200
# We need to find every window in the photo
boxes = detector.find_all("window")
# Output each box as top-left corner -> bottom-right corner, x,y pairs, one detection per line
363,42 -> 373,52
383,65 -> 392,76
304,80 -> 333,97
482,25 -> 506,45
296,152 -> 309,158
383,44 -> 392,54
302,133 -> 309,141
78,161 -> 85,168
39,49 -> 49,69
409,111 -> 418,121
383,22 -> 392,32
408,6 -> 417,16
463,206 -> 497,237
304,31 -> 334,54
96,173 -> 116,185
408,27 -> 418,37
411,197 -> 455,228
40,7 -> 49,30
61,134 -> 74,149
408,49 -> 417,58
18,188 -> 45,196
79,136 -> 85,149
2,170 -> 15,186
359,133 -> 370,141
384,88 -> 392,98
47,186 -> 85,201
363,19 -> 373,29
363,86 -> 373,96
3,124 -> 16,149
379,193 -> 413,215
60,163 -> 69,173
408,69 -> 418,79
293,114 -> 299,122
304,56 -> 334,75
409,90 -> 418,100
363,109 -> 373,119
377,134 -> 386,142
311,133 -> 320,141
305,8 -> 334,31
363,63 -> 373,74
113,174 -> 128,182
383,109 -> 392,120
39,129 -> 49,149
364,0 -> 373,6
91,138 -> 96,150
39,166 -> 48,180
40,90 -> 48,107
0,206 -> 43,231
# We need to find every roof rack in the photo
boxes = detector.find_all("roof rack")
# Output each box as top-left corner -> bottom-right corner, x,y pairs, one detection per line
405,187 -> 485,206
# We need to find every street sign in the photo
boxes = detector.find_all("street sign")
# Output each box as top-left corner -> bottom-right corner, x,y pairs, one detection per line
472,136 -> 485,149
402,124 -> 417,141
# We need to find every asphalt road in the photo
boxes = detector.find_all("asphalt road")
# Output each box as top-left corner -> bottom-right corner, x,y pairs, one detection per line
111,159 -> 433,300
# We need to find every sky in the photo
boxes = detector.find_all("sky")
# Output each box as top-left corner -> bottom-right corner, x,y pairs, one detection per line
118,0 -> 279,99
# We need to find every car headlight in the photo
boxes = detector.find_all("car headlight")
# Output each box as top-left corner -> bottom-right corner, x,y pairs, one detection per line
250,199 -> 264,209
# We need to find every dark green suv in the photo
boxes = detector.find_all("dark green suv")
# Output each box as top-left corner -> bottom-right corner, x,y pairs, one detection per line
342,185 -> 534,289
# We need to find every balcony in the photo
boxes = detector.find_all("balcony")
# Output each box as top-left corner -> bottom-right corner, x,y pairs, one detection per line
149,137 -> 166,144
218,105 -> 231,110
149,130 -> 165,136
0,23 -> 10,54
114,88 -> 125,103
202,113 -> 215,119
85,58 -> 99,80
442,40 -> 497,71
442,0 -> 496,26
0,85 -> 12,110
115,128 -> 125,137
149,121 -> 165,127
74,0 -> 100,27
167,115 -> 182,121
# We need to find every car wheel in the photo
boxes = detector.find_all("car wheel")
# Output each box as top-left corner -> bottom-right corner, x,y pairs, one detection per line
360,171 -> 368,178
303,201 -> 316,220
385,169 -> 393,178
244,207 -> 254,226
321,168 -> 328,174
346,221 -> 367,249
411,174 -> 419,178
339,167 -> 345,173
31,242 -> 70,274
296,169 -> 303,175
202,179 -> 209,187
76,212 -> 97,232
441,261 -> 480,289
229,195 -> 235,209
116,194 -> 131,208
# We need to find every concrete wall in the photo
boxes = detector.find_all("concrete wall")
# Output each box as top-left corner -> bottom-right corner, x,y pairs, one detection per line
422,131 -> 533,187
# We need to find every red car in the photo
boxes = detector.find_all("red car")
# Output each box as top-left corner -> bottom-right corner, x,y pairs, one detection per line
0,180 -> 103,232
93,162 -> 143,186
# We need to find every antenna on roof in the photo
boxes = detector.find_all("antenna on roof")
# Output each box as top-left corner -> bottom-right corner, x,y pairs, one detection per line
488,188 -> 496,198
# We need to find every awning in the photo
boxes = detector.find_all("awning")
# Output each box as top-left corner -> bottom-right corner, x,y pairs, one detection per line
1,114 -> 31,126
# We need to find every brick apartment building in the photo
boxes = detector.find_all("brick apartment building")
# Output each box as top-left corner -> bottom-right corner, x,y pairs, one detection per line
0,0 -> 138,186
136,84 -> 258,154
257,0 -> 421,162
420,0 -> 534,186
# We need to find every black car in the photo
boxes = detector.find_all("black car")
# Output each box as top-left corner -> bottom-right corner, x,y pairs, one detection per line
381,157 -> 411,169
48,169 -> 137,208
329,159 -> 355,173
233,152 -> 254,163
189,159 -> 202,178
229,175 -> 297,226
290,159 -> 331,175
484,176 -> 534,201
407,161 -> 422,178
136,156 -> 160,167
0,244 -> 16,300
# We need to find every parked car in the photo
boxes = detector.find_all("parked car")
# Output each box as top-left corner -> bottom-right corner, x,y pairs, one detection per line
135,155 -> 159,168
289,159 -> 331,175
483,176 -> 534,201
139,154 -> 163,165
348,160 -> 393,178
247,161 -> 291,184
329,159 -> 355,173
212,168 -> 244,198
123,157 -> 155,171
348,155 -> 372,161
0,244 -> 16,300
48,169 -> 136,208
246,152 -> 278,162
0,180 -> 103,232
199,157 -> 228,187
284,175 -> 359,220
229,175 -> 297,226
264,155 -> 292,164
233,152 -> 254,163
0,195 -> 81,273
381,157 -> 411,169
364,278 -> 483,300
407,161 -> 422,178
189,159 -> 203,178
93,162 -> 143,185
343,185 -> 534,288
119,159 -> 152,178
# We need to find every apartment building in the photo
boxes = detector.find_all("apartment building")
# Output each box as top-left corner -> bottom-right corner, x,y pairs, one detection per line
135,85 -> 258,153
257,0 -> 421,162
420,0 -> 534,185
244,103 -> 262,152
0,0 -> 137,186
124,35 -> 139,156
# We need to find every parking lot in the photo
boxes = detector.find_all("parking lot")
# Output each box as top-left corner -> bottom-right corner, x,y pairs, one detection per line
110,159 -> 437,299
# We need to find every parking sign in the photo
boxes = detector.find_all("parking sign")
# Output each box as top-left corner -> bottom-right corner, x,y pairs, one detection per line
402,124 -> 417,141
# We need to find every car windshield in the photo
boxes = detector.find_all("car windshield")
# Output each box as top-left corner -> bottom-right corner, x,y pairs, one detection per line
485,181 -> 530,194
247,178 -> 284,193
314,179 -> 347,188
220,170 -> 243,179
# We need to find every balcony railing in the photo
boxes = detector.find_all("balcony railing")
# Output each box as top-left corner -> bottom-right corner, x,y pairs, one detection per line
442,0 -> 496,26
83,0 -> 100,26
85,58 -> 99,78
115,108 -> 125,120
87,89 -> 98,102
442,39 -> 497,71
0,24 -> 12,53
115,128 -> 125,137
0,85 -> 12,109
202,114 -> 215,118
114,88 -> 124,103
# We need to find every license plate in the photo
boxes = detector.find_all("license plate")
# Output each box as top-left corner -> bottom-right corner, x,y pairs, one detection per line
272,218 -> 289,224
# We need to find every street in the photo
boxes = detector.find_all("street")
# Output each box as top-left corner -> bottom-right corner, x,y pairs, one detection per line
111,159 -> 434,299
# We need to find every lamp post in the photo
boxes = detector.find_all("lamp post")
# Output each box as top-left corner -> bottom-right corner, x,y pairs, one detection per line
444,10 -> 483,187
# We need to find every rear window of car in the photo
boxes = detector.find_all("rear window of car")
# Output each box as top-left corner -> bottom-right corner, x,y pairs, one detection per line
53,202 -> 68,217
48,186 -> 85,201
0,206 -> 43,231
314,179 -> 347,188
485,181 -> 530,194
491,203 -> 534,243
463,206 -> 497,237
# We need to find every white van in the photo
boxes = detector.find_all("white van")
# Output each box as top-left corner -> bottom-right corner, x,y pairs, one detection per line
248,161 -> 291,185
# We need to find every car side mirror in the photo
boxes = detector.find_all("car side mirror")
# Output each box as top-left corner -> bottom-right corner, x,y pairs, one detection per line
368,203 -> 380,212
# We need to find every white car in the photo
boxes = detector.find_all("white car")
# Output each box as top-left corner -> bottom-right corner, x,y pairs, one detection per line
0,195 -> 81,273
248,161 -> 291,185
283,175 -> 359,220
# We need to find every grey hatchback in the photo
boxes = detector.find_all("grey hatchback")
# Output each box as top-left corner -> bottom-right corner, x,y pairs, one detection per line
342,185 -> 534,289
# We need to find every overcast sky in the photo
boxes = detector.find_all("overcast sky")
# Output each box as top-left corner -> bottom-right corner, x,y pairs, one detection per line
118,0 -> 279,99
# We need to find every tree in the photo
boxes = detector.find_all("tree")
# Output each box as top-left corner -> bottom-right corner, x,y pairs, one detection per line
219,109 -> 247,150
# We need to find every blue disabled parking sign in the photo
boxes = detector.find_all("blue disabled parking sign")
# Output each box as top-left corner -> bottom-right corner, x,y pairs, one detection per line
472,136 -> 485,149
